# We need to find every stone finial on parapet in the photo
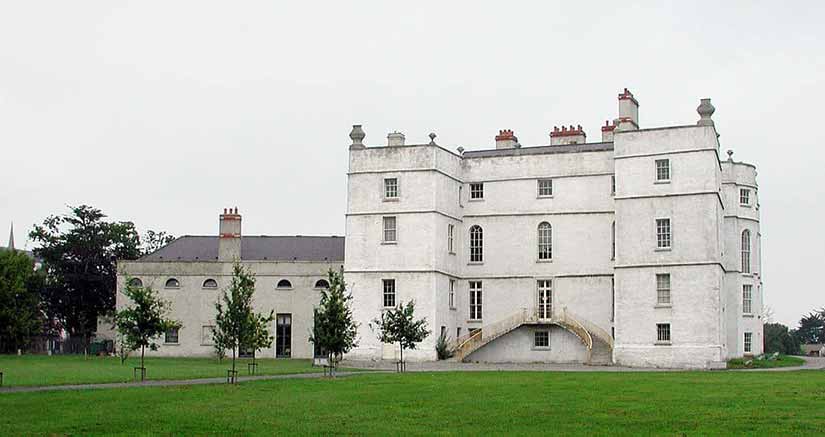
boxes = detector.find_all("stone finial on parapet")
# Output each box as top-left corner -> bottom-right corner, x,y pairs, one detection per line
349,124 -> 366,149
697,98 -> 716,126
428,132 -> 437,145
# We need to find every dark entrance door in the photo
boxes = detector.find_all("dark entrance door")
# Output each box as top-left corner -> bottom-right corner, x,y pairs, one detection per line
276,314 -> 292,358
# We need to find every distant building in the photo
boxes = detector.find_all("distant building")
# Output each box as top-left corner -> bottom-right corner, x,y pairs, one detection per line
802,344 -> 824,357
1,222 -> 43,270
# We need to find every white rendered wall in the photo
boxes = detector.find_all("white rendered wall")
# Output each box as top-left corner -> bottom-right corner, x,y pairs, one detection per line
467,325 -> 589,363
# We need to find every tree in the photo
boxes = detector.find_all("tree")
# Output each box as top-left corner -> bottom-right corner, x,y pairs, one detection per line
795,310 -> 825,344
763,323 -> 800,355
0,250 -> 44,353
114,278 -> 180,379
244,311 -> 274,372
30,205 -> 142,349
371,300 -> 430,372
141,230 -> 176,256
309,270 -> 358,376
213,262 -> 263,383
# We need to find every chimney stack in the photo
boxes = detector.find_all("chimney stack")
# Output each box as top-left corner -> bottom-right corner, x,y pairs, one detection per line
601,120 -> 617,142
616,88 -> 639,132
495,129 -> 518,149
550,125 -> 587,145
387,131 -> 406,146
218,207 -> 242,261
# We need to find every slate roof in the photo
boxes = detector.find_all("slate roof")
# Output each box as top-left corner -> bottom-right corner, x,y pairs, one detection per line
139,236 -> 345,262
462,142 -> 613,159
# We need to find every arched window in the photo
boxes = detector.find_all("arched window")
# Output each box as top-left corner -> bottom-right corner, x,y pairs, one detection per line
202,278 -> 218,289
741,230 -> 751,273
537,222 -> 552,260
165,278 -> 180,289
128,278 -> 143,288
469,225 -> 483,263
314,279 -> 330,289
277,279 -> 293,289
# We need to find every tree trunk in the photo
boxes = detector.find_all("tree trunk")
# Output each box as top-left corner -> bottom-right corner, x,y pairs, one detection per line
231,347 -> 237,383
399,343 -> 404,373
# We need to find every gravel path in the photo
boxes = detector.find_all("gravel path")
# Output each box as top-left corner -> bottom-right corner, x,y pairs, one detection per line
2,357 -> 821,394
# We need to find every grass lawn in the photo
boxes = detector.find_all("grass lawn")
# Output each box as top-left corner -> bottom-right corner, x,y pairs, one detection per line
0,355 -> 323,387
727,354 -> 806,369
2,371 -> 824,435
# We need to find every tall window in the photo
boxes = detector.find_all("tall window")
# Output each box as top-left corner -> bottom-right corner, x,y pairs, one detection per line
742,285 -> 753,314
537,222 -> 552,260
741,230 -> 751,273
469,281 -> 482,320
656,274 -> 671,305
537,179 -> 553,197
656,218 -> 671,249
447,224 -> 455,253
384,178 -> 399,199
656,323 -> 671,343
469,225 -> 483,262
739,189 -> 750,206
611,175 -> 616,195
470,183 -> 484,200
744,332 -> 753,353
537,279 -> 552,319
383,216 -> 397,243
448,279 -> 455,309
611,221 -> 616,260
655,159 -> 670,182
383,279 -> 396,308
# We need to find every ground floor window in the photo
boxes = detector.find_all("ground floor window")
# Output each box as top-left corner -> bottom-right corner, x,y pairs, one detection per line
744,332 -> 753,353
164,327 -> 179,344
201,325 -> 215,346
276,313 -> 292,358
534,330 -> 550,348
457,327 -> 462,339
656,323 -> 671,343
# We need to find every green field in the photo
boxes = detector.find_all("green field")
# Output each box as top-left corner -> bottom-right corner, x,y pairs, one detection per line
0,355 -> 321,386
727,354 -> 805,369
2,371 -> 824,435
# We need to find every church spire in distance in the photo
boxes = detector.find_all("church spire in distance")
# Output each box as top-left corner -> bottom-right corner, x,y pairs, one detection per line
7,222 -> 14,250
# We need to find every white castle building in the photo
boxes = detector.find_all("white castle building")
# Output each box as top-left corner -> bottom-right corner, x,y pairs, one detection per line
117,89 -> 763,369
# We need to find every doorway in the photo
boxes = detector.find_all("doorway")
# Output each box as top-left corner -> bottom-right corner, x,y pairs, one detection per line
276,313 -> 292,358
537,280 -> 553,319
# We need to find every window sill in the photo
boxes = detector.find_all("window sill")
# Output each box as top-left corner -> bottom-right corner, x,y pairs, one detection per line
740,203 -> 751,208
741,272 -> 753,277
448,251 -> 456,256
532,346 -> 551,351
536,259 -> 553,263
381,241 -> 397,245
202,287 -> 218,291
654,180 -> 671,185
468,198 -> 484,202
467,319 -> 482,324
654,247 -> 672,252
742,313 -> 754,318
276,287 -> 294,291
536,195 -> 554,199
164,342 -> 180,346
382,198 -> 399,202
654,304 -> 672,309
467,262 -> 484,266
654,341 -> 672,346
164,287 -> 181,290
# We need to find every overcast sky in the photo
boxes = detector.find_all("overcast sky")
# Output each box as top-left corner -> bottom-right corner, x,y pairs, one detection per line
1,1 -> 823,327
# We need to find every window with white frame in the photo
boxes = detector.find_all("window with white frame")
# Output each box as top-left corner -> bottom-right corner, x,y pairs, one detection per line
384,178 -> 399,199
743,285 -> 753,314
201,325 -> 215,345
656,218 -> 671,249
537,179 -> 553,197
741,230 -> 751,273
469,281 -> 482,320
656,323 -> 671,343
537,222 -> 552,261
469,225 -> 483,263
448,279 -> 456,309
165,327 -> 179,344
447,224 -> 455,253
382,279 -> 396,308
534,330 -> 550,348
470,183 -> 484,200
383,216 -> 397,243
656,273 -> 671,305
655,159 -> 670,182
739,188 -> 750,206
744,332 -> 753,353
537,279 -> 552,319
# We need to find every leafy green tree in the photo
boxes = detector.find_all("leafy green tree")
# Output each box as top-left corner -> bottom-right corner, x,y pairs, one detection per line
245,311 -> 274,371
30,205 -> 142,348
309,270 -> 358,376
795,310 -> 824,344
0,250 -> 44,353
763,322 -> 800,355
213,262 -> 263,382
435,329 -> 454,360
371,300 -> 430,371
141,230 -> 176,256
114,278 -> 180,378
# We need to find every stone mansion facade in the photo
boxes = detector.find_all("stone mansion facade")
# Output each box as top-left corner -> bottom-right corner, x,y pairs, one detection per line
116,88 -> 763,369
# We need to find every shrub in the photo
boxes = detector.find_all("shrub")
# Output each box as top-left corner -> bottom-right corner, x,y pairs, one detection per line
436,331 -> 453,360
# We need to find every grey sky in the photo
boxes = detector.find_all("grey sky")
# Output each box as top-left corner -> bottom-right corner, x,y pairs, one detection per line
1,1 -> 823,327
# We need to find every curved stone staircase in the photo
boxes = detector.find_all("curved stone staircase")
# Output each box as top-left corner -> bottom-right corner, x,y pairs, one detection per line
450,307 -> 613,365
